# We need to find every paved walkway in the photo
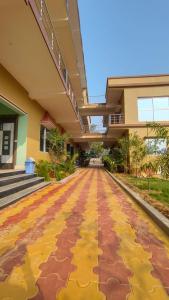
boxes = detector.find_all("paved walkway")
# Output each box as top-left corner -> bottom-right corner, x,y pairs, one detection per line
0,168 -> 169,300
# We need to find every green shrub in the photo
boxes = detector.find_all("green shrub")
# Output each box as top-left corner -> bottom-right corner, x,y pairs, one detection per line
140,161 -> 158,177
35,160 -> 51,181
36,155 -> 77,182
47,128 -> 69,162
103,156 -> 117,173
55,168 -> 66,181
63,154 -> 78,174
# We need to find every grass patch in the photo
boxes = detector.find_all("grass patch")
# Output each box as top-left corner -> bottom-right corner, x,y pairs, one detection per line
122,176 -> 169,206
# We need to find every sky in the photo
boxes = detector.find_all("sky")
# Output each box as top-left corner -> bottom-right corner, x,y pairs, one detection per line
78,0 -> 169,104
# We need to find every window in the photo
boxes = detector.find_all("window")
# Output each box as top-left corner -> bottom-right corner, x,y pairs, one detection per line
138,97 -> 169,122
67,143 -> 71,154
66,0 -> 69,13
70,145 -> 74,156
145,138 -> 167,155
40,125 -> 49,152
67,144 -> 74,156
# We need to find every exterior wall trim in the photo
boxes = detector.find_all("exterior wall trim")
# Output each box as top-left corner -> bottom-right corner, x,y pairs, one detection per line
0,95 -> 27,115
107,73 -> 169,80
109,123 -> 169,129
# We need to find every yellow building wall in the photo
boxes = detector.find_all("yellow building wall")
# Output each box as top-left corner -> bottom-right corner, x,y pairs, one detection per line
124,86 -> 169,124
128,127 -> 157,139
0,65 -> 50,163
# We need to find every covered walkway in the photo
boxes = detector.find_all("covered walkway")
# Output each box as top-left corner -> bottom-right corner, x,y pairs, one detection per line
0,168 -> 169,300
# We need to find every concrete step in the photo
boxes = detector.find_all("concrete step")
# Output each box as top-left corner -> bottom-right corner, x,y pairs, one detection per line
0,174 -> 35,187
0,170 -> 25,178
0,177 -> 44,198
0,182 -> 51,209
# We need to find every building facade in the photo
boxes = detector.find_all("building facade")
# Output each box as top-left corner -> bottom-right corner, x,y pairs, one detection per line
0,0 -> 89,169
106,74 -> 169,151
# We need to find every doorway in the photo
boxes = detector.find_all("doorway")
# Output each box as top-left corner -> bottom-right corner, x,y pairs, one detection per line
0,97 -> 27,170
0,117 -> 17,169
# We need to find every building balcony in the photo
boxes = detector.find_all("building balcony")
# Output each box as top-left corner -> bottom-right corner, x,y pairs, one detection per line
0,0 -> 86,137
109,114 -> 124,125
27,0 -> 80,120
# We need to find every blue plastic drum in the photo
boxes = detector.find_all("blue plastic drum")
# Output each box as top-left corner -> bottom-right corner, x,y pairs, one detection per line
25,158 -> 35,174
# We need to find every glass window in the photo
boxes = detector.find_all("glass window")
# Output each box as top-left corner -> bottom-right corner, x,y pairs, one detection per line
138,110 -> 154,122
40,125 -> 49,152
154,110 -> 169,121
66,0 -> 69,13
145,138 -> 167,155
70,146 -> 74,156
67,143 -> 71,154
153,97 -> 169,109
138,97 -> 169,122
138,98 -> 153,110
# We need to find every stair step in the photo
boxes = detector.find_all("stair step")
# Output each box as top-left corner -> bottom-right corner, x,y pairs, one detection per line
0,170 -> 25,178
0,174 -> 35,186
0,177 -> 44,198
0,182 -> 51,209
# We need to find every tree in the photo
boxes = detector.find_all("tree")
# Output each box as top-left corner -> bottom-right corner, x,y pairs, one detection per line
119,133 -> 147,176
89,142 -> 104,158
130,133 -> 147,177
147,122 -> 169,179
158,154 -> 169,179
47,128 -> 69,162
109,147 -> 123,165
118,135 -> 130,173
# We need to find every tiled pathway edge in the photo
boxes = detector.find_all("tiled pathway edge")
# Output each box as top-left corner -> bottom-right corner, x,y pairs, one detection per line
106,170 -> 169,236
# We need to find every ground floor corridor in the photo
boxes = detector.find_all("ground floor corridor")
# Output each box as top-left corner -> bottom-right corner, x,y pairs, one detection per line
0,168 -> 169,300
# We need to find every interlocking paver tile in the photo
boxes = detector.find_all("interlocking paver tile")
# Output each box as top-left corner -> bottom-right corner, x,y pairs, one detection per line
0,168 -> 169,300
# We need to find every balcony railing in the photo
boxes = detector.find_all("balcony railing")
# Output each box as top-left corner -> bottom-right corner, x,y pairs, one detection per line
109,114 -> 124,125
27,0 -> 84,130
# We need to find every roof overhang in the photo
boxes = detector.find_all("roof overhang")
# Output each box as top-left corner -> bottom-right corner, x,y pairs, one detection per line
106,74 -> 169,104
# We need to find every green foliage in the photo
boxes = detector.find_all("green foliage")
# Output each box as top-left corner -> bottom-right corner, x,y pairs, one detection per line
118,135 -> 130,173
63,154 -> 78,174
47,128 -> 69,161
140,161 -> 158,177
103,155 -> 117,172
109,147 -> 123,165
89,142 -> 104,158
126,176 -> 169,206
35,160 -> 51,181
53,164 -> 66,181
36,154 -> 77,182
130,133 -> 147,176
119,133 -> 147,176
157,151 -> 169,179
147,122 -> 169,179
147,122 -> 169,144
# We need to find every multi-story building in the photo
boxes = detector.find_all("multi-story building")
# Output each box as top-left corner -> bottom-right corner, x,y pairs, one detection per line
76,74 -> 169,153
1,1 -> 169,172
0,0 -> 89,169
106,74 -> 169,152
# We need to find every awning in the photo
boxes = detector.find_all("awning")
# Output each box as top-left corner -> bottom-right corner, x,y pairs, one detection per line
41,112 -> 56,129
